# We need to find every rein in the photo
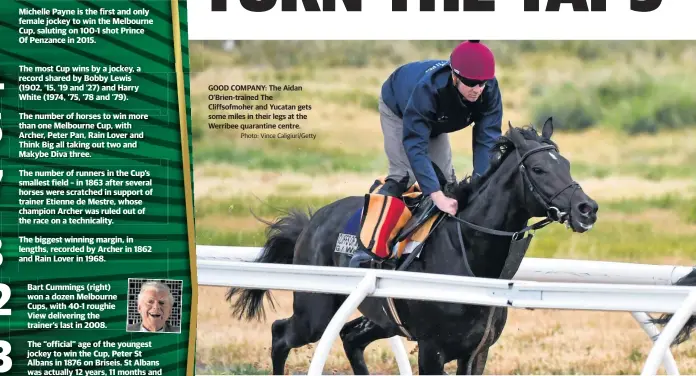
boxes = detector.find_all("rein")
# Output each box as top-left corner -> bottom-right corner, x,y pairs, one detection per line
449,214 -> 552,241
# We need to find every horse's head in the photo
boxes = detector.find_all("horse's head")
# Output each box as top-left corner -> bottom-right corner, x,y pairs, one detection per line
502,117 -> 599,233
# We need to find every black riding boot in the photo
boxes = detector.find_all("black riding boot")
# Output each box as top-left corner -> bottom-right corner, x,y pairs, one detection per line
373,175 -> 410,197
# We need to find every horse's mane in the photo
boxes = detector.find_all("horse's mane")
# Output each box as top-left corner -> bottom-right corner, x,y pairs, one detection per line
450,124 -> 558,207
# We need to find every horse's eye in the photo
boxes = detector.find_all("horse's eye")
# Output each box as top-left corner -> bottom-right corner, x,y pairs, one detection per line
532,167 -> 544,174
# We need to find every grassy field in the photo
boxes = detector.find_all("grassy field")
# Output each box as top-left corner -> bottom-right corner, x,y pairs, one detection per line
190,41 -> 696,374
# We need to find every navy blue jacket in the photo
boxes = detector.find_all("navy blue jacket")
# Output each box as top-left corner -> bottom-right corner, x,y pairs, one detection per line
380,60 -> 503,196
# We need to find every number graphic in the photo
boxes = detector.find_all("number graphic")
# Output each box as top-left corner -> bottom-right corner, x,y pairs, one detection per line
0,285 -> 10,315
0,341 -> 11,373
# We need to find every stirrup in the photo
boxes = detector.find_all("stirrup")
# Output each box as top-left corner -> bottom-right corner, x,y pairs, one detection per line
349,250 -> 395,269
349,250 -> 373,268
368,257 -> 397,270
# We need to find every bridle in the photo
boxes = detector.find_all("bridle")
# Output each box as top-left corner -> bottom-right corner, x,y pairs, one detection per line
515,143 -> 580,225
449,141 -> 580,241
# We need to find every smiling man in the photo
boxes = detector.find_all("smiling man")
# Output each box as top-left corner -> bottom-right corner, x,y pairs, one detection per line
127,281 -> 180,333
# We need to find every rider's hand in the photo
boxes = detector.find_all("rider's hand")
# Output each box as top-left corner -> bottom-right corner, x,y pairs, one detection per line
430,191 -> 458,215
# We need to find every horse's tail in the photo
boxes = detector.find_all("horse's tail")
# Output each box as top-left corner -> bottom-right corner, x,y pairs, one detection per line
650,268 -> 696,345
225,208 -> 312,321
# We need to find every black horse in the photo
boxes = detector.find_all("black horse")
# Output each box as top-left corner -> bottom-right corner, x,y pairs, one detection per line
226,119 -> 694,374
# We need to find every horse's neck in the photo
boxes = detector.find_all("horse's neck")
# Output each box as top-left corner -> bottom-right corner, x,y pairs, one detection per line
458,158 -> 530,278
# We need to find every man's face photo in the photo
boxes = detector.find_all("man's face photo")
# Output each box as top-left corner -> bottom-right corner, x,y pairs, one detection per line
138,287 -> 172,331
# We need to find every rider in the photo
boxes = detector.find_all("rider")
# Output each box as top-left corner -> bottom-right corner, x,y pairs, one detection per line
349,40 -> 503,268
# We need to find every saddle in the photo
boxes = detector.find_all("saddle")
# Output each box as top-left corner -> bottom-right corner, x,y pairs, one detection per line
343,176 -> 445,270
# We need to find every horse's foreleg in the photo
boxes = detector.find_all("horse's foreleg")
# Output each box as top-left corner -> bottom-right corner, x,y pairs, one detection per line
417,340 -> 446,375
455,307 -> 504,375
456,347 -> 489,375
339,316 -> 396,375
270,291 -> 341,375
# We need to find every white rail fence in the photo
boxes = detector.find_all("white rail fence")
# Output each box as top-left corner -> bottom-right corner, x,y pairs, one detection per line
196,245 -> 696,376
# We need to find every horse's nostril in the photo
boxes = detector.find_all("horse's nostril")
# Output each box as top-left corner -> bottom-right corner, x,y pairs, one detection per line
577,202 -> 592,215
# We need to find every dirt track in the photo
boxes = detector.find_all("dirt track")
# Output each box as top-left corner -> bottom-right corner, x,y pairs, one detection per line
196,286 -> 696,375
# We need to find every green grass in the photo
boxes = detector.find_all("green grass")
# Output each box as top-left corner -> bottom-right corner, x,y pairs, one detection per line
194,194 -> 343,218
568,162 -> 611,179
189,143 -> 696,184
526,220 -> 696,262
194,40 -> 696,70
197,219 -> 696,263
196,364 -> 268,375
570,160 -> 696,181
193,141 -> 383,174
532,74 -> 696,134
604,194 -> 696,223
324,89 -> 380,112
195,228 -> 268,247
193,138 -> 696,181
193,194 -> 696,263
192,147 -> 696,183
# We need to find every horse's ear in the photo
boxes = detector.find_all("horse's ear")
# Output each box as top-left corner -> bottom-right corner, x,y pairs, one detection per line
507,120 -> 516,136
507,123 -> 525,147
542,117 -> 554,139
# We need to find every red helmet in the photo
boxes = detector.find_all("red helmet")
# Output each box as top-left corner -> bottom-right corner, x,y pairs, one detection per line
449,40 -> 495,81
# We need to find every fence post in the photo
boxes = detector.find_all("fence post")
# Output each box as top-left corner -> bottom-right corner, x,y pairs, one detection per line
308,271 -> 378,376
631,312 -> 679,375
388,336 -> 412,375
641,291 -> 696,376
